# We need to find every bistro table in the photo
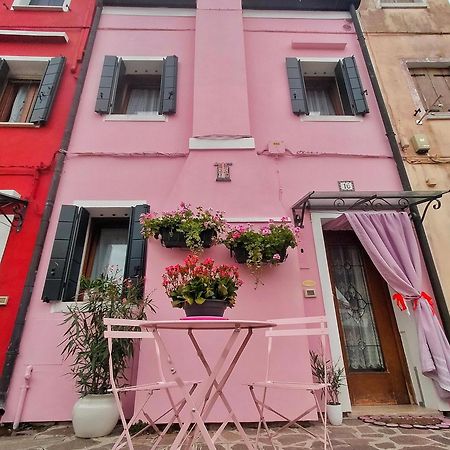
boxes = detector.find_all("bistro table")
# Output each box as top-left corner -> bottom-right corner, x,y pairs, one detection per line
141,319 -> 274,450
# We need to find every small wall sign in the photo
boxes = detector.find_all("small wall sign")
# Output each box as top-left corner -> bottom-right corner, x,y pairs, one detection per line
215,162 -> 232,182
338,180 -> 355,191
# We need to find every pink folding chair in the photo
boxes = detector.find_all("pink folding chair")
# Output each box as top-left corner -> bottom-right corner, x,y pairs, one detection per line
104,318 -> 199,450
248,316 -> 333,449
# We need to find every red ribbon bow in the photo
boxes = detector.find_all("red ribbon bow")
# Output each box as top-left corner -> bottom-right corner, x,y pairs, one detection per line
392,291 -> 435,315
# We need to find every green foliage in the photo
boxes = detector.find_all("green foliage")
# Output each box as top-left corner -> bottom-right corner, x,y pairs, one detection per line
224,220 -> 300,269
60,273 -> 154,396
310,350 -> 346,405
140,203 -> 225,252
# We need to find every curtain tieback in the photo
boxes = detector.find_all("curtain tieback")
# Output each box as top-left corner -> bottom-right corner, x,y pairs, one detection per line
393,292 -> 435,315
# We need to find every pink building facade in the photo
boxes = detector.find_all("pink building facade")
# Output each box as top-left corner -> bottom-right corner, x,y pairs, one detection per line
2,0 -> 449,424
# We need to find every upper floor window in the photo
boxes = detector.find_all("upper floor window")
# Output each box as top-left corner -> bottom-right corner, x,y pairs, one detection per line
11,0 -> 70,11
95,56 -> 178,118
286,57 -> 369,118
409,66 -> 450,115
0,57 -> 65,125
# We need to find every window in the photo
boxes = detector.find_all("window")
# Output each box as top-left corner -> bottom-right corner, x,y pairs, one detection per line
286,57 -> 369,117
82,218 -> 129,280
42,204 -> 148,302
95,56 -> 178,117
409,66 -> 450,114
11,0 -> 69,10
0,57 -> 65,125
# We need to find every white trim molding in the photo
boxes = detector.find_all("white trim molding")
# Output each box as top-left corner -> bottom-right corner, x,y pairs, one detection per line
104,114 -> 167,122
243,10 -> 351,19
189,137 -> 255,150
11,0 -> 70,11
0,30 -> 68,42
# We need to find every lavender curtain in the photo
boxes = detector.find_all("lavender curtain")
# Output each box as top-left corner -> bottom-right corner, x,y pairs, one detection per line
341,212 -> 450,398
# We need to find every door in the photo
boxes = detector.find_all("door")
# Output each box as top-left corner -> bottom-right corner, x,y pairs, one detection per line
324,231 -> 412,405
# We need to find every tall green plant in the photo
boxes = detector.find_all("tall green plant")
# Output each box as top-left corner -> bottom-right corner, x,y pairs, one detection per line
310,350 -> 346,405
60,274 -> 154,396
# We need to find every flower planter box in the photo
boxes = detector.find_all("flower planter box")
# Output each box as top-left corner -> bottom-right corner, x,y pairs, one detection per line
160,228 -> 216,249
184,298 -> 228,317
232,243 -> 288,264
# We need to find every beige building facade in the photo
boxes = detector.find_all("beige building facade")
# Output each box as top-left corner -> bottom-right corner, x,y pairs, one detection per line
358,0 -> 450,307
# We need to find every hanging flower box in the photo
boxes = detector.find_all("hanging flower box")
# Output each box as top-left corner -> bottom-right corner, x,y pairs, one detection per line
225,218 -> 300,270
140,203 -> 225,252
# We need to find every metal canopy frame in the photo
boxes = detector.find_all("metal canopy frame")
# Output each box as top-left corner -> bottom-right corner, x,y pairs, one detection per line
292,190 -> 449,228
0,193 -> 28,232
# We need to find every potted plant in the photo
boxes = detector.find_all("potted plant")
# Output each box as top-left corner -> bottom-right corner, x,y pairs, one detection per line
61,272 -> 154,438
140,202 -> 225,252
310,350 -> 346,426
162,254 -> 243,317
224,218 -> 300,273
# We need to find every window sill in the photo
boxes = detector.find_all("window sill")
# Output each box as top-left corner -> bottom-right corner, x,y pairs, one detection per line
0,122 -> 38,128
11,5 -> 68,11
380,3 -> 427,9
425,113 -> 450,121
189,137 -> 255,150
50,301 -> 76,313
104,113 -> 167,122
301,115 -> 363,122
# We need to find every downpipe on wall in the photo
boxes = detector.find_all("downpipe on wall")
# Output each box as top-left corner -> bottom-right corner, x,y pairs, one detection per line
349,4 -> 450,340
12,366 -> 32,430
0,1 -> 103,418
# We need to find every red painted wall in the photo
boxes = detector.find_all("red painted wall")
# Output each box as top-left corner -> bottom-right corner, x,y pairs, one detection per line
0,0 -> 96,372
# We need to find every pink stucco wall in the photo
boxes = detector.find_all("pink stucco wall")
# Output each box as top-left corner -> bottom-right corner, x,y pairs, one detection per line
3,5 -> 406,424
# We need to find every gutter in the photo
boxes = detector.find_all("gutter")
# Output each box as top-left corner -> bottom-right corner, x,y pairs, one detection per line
0,1 -> 103,417
349,5 -> 450,339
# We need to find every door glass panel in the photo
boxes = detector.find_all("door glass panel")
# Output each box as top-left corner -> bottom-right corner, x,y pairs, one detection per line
329,243 -> 385,372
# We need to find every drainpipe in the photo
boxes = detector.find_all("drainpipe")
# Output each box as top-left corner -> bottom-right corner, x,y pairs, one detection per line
12,366 -> 32,430
0,1 -> 103,417
349,5 -> 450,340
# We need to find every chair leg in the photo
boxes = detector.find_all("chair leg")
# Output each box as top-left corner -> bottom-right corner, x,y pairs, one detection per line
249,386 -> 276,450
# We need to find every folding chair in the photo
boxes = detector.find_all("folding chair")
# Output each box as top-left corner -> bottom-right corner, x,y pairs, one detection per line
248,316 -> 333,450
104,318 -> 199,450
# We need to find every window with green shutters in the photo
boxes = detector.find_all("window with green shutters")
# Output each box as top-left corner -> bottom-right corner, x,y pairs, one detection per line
0,57 -> 65,125
286,57 -> 369,117
95,56 -> 178,117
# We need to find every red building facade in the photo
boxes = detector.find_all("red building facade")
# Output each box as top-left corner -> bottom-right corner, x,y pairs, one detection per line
0,0 -> 96,374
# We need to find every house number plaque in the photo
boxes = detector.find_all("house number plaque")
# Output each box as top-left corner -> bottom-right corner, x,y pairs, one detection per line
338,180 -> 355,191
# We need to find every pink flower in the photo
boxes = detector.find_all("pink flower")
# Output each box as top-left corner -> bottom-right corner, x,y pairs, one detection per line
261,227 -> 271,235
273,253 -> 281,261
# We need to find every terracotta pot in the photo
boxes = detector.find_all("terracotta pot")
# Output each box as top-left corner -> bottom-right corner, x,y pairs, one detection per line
184,298 -> 228,317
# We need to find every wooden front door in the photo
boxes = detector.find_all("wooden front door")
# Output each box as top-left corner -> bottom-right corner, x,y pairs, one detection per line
324,231 -> 412,405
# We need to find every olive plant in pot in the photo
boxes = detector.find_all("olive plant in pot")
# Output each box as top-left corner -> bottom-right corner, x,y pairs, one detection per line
310,350 -> 346,426
61,273 -> 154,438
140,202 -> 225,252
162,254 -> 243,317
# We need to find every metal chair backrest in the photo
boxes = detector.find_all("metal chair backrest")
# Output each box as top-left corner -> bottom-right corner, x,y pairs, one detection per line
103,318 -> 166,383
264,316 -> 329,383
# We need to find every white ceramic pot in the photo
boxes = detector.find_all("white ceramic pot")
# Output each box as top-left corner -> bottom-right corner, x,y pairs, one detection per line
326,403 -> 343,426
72,394 -> 119,438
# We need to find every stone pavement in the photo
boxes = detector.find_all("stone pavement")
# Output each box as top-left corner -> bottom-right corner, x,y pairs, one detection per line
1,418 -> 450,449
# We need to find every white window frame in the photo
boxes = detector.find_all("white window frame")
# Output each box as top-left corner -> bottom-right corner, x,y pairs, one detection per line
0,190 -> 21,263
11,0 -> 70,12
105,56 -> 166,122
298,57 -> 358,121
405,59 -> 450,121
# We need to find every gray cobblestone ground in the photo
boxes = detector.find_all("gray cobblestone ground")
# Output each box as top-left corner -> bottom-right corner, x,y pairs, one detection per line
2,418 -> 450,449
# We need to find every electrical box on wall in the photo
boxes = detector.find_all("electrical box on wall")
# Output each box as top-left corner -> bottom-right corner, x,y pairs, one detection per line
0,296 -> 8,306
410,134 -> 430,155
303,288 -> 317,298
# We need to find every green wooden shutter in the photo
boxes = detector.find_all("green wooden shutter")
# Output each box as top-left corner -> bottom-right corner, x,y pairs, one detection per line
286,57 -> 309,116
335,56 -> 369,116
95,55 -> 119,114
159,55 -> 178,115
30,57 -> 65,125
124,204 -> 149,282
42,205 -> 89,302
0,58 -> 9,89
